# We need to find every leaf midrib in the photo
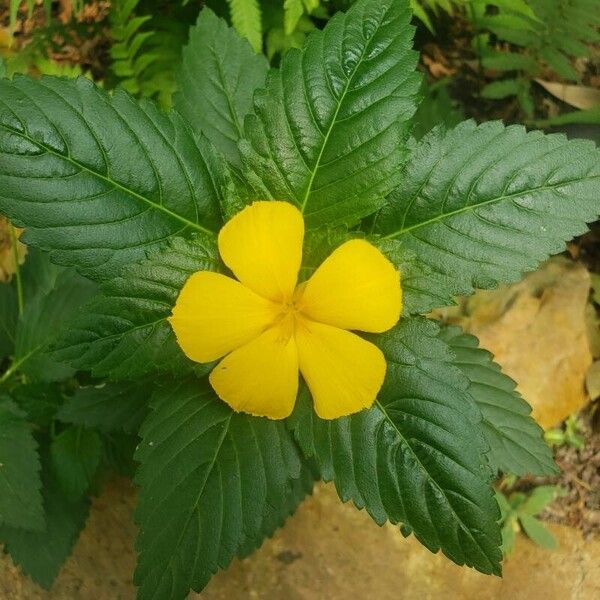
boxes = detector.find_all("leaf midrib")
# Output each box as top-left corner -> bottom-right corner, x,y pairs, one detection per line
299,6 -> 389,213
0,122 -> 216,237
158,411 -> 232,589
374,399 -> 498,571
381,174 -> 600,240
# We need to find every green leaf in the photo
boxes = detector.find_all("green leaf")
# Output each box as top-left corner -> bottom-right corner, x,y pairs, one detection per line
52,235 -> 219,380
519,514 -> 557,549
0,76 -> 224,280
175,8 -> 268,167
0,283 -> 18,359
0,456 -> 89,590
481,79 -> 522,99
50,426 -> 102,500
11,383 -> 63,427
535,106 -> 600,127
288,317 -> 502,575
237,459 -> 317,558
500,519 -> 517,555
539,47 -> 579,82
0,398 -> 44,531
241,0 -> 420,227
227,0 -> 263,53
134,379 -> 305,599
14,265 -> 97,382
519,486 -> 561,516
439,326 -> 557,476
373,120 -> 600,312
58,380 -> 151,434
284,0 -> 305,34
481,52 -> 538,74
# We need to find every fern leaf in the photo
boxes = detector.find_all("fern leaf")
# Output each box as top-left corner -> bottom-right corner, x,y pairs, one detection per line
227,0 -> 263,52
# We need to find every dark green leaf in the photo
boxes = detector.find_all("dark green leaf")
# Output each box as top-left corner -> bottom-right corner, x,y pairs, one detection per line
0,282 -> 17,359
50,426 -> 102,500
237,460 -> 317,558
0,456 -> 89,589
439,326 -> 557,476
58,380 -> 151,434
134,379 -> 305,599
0,76 -> 224,280
0,398 -> 44,531
11,383 -> 64,427
175,8 -> 268,166
52,235 -> 219,380
14,267 -> 96,382
373,121 -> 600,313
240,0 -> 420,227
288,317 -> 502,575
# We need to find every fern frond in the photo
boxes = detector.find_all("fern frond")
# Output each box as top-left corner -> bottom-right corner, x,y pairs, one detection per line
227,0 -> 263,52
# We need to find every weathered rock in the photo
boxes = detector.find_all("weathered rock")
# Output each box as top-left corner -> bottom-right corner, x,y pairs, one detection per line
433,257 -> 592,429
2,480 -> 599,600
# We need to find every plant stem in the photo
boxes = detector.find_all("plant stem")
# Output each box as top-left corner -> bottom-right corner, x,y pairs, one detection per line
9,224 -> 23,316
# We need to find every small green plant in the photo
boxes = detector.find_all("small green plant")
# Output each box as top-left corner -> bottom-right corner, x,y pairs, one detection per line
545,414 -> 586,450
1,1 -> 598,598
470,0 -> 600,117
496,484 -> 565,555
109,0 -> 198,109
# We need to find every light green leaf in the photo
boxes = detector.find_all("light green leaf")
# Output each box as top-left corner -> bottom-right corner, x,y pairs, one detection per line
241,0 -> 420,227
439,326 -> 557,476
373,120 -> 600,312
0,76 -> 224,280
519,514 -> 557,549
284,0 -> 304,34
288,317 -> 502,575
227,0 -> 263,53
519,486 -> 561,516
58,380 -> 151,434
0,456 -> 89,590
175,8 -> 268,167
134,379 -> 306,599
500,518 -> 517,555
50,426 -> 102,500
52,235 -> 219,380
0,398 -> 44,531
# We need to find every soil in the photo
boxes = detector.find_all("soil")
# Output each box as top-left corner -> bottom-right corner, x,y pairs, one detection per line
512,406 -> 600,540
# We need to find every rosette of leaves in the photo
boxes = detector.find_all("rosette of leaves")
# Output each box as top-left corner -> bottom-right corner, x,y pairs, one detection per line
0,0 -> 598,598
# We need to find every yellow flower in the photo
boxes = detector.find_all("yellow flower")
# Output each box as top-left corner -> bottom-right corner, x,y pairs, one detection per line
169,201 -> 402,420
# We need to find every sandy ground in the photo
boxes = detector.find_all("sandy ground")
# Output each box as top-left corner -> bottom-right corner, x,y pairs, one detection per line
1,480 -> 598,600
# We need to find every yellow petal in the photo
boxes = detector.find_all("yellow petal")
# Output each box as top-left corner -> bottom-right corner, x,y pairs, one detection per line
298,239 -> 402,333
218,201 -> 304,303
169,271 -> 279,363
209,319 -> 299,419
296,318 -> 386,419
